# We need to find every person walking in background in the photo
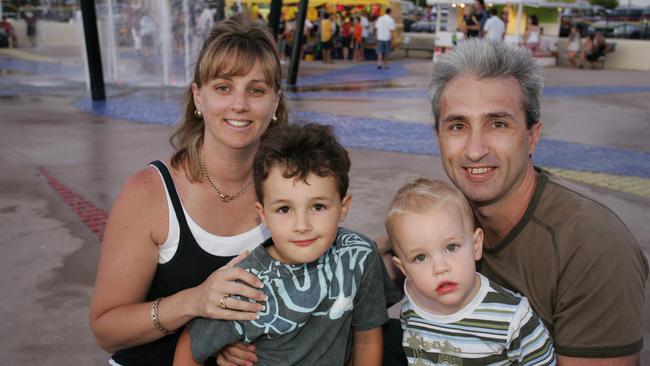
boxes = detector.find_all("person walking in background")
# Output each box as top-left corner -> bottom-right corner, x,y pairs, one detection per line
0,16 -> 18,48
341,17 -> 352,61
196,3 -> 214,42
139,13 -> 157,57
361,11 -> 372,47
374,8 -> 395,70
353,17 -> 364,61
483,7 -> 504,41
473,0 -> 489,35
23,4 -> 38,47
525,14 -> 540,54
462,5 -> 480,39
566,26 -> 581,68
320,13 -> 334,64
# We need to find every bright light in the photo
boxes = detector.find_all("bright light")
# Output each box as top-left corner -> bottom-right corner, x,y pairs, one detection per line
460,3 -> 466,8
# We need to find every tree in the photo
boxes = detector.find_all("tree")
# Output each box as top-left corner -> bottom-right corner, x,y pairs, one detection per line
590,0 -> 618,10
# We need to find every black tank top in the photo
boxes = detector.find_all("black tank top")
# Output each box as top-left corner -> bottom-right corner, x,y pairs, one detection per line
112,161 -> 231,366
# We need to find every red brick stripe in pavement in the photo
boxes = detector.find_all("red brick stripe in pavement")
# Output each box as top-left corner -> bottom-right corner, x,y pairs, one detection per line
40,168 -> 108,240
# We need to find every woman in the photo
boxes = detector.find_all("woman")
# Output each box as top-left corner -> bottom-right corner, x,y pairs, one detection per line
566,26 -> 581,68
525,14 -> 540,54
89,14 -> 289,366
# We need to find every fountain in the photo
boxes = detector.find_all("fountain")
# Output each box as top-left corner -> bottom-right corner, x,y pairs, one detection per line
91,0 -> 211,87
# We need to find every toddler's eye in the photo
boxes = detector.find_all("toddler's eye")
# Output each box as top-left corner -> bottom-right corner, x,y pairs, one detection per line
414,254 -> 426,262
446,244 -> 459,252
276,206 -> 290,214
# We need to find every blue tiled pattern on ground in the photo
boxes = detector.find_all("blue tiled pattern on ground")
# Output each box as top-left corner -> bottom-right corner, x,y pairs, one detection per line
287,62 -> 409,87
75,95 -> 182,125
0,56 -> 79,75
74,95 -> 650,179
290,85 -> 650,100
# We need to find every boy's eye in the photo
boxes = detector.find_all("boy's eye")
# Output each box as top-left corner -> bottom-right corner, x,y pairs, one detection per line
276,206 -> 290,214
312,203 -> 326,211
414,254 -> 426,262
446,244 -> 459,252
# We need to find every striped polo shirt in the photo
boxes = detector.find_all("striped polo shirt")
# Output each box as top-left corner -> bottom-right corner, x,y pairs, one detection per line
400,274 -> 556,365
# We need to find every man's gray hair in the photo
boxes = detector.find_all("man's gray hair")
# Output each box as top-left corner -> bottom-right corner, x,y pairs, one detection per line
430,39 -> 543,130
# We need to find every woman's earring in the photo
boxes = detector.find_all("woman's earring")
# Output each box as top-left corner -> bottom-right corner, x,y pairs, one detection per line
194,109 -> 203,118
271,114 -> 278,122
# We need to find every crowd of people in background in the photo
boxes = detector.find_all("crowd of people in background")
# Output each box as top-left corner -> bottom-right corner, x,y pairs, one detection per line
565,26 -> 609,69
276,6 -> 393,65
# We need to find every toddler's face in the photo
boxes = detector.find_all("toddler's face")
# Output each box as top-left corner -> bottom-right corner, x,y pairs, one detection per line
256,166 -> 350,264
391,204 -> 483,315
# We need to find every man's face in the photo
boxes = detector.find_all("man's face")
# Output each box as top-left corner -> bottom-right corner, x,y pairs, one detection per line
436,75 -> 542,206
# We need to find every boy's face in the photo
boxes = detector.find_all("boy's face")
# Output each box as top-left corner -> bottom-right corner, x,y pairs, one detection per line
391,204 -> 483,315
255,166 -> 351,264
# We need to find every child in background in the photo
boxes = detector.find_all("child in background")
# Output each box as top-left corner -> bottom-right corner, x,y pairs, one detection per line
386,178 -> 556,365
173,124 -> 391,366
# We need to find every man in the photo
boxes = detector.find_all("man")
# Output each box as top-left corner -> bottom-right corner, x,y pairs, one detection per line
0,16 -> 18,48
429,39 -> 647,365
473,0 -> 489,36
482,7 -> 505,41
374,8 -> 395,70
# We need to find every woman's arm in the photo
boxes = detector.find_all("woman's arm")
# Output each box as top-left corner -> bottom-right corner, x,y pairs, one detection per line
89,167 -> 182,352
89,168 -> 267,352
350,327 -> 383,366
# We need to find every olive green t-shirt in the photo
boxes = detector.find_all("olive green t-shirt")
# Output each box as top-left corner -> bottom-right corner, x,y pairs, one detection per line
479,168 -> 648,358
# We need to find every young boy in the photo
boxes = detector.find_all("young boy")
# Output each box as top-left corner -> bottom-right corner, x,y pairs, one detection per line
385,178 -> 556,365
173,124 -> 390,366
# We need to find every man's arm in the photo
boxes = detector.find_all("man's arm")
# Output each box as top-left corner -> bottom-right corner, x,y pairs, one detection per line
557,354 -> 639,366
349,327 -> 383,366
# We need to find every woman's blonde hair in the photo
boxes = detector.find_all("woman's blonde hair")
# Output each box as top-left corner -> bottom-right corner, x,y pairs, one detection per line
170,14 -> 289,180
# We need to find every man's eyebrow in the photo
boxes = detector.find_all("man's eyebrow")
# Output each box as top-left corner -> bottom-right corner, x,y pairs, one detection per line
485,111 -> 515,119
441,114 -> 467,124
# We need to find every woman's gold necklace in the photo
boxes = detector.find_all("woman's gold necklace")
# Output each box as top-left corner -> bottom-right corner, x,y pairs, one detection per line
199,149 -> 254,203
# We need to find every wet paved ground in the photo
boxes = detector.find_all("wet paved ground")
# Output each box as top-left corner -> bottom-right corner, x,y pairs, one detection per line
1,47 -> 649,364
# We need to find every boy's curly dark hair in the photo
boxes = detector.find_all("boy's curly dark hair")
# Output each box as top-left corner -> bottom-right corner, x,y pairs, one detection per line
253,123 -> 350,203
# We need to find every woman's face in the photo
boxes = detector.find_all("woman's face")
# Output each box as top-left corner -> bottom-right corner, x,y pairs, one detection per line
193,61 -> 281,152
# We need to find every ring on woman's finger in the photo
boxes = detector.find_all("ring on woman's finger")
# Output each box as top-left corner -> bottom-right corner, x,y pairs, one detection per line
219,294 -> 230,310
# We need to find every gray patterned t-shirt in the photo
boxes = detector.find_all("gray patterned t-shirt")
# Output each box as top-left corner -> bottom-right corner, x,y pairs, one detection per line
187,227 -> 390,365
